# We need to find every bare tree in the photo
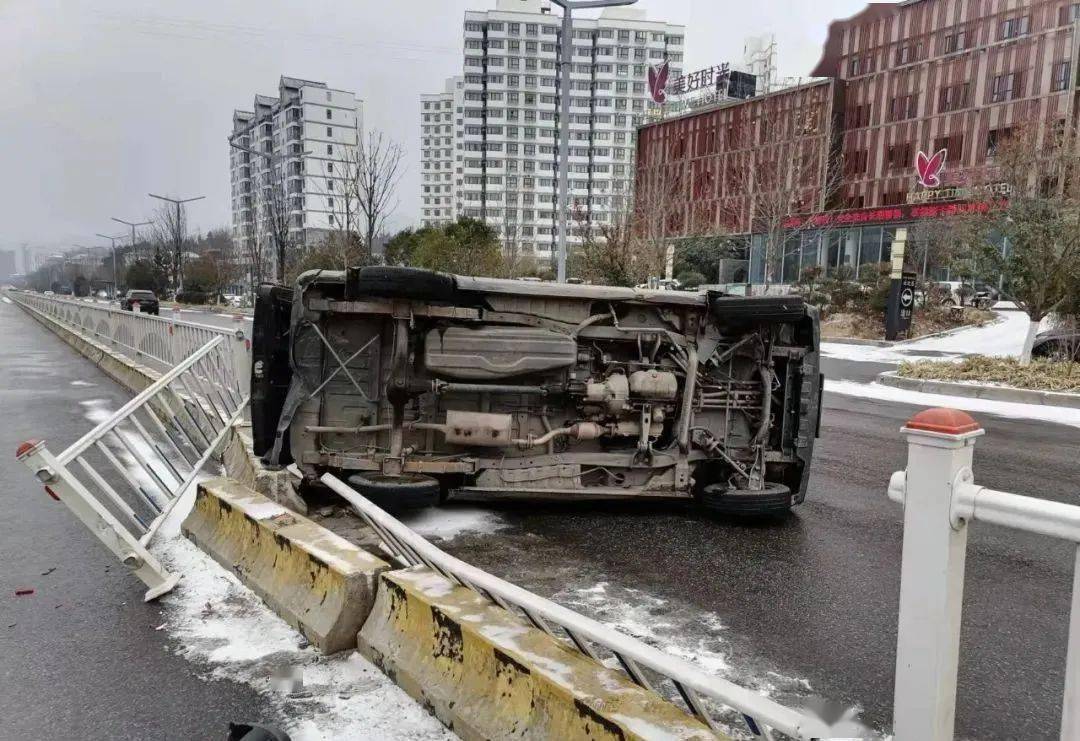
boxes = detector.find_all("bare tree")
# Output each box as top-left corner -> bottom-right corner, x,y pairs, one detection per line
344,128 -> 405,258
151,203 -> 187,294
726,83 -> 845,285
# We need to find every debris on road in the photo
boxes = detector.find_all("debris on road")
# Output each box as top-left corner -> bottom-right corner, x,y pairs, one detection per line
14,588 -> 35,597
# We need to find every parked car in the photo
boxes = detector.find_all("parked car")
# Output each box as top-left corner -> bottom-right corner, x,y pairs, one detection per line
251,267 -> 823,517
120,289 -> 160,315
1032,327 -> 1080,361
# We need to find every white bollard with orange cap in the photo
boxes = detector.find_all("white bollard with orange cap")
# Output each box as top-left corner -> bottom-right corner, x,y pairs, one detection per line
888,407 -> 984,741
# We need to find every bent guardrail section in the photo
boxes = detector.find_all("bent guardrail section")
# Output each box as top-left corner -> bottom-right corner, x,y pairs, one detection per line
7,290 -> 250,393
322,472 -> 832,741
16,335 -> 249,601
888,407 -> 1080,741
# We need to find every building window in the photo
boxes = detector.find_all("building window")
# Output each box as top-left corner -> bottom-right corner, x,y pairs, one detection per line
843,148 -> 869,175
986,127 -> 1014,156
326,144 -> 333,155
990,72 -> 1021,103
886,142 -> 913,170
942,28 -> 968,54
938,82 -> 969,112
1062,3 -> 1080,24
933,134 -> 964,161
1051,61 -> 1072,91
888,94 -> 916,121
845,103 -> 872,128
1000,16 -> 1030,39
325,108 -> 332,119
894,41 -> 922,66
326,126 -> 332,136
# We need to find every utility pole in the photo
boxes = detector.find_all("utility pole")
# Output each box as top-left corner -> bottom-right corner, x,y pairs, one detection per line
148,193 -> 205,295
93,233 -> 126,297
550,0 -> 637,283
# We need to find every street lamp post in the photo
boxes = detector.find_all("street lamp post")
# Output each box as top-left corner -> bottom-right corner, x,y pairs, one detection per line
147,193 -> 205,295
93,233 -> 126,296
110,217 -> 151,290
550,0 -> 637,283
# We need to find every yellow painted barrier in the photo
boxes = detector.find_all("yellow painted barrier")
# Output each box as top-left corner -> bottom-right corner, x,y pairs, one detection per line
182,478 -> 389,653
359,568 -> 726,741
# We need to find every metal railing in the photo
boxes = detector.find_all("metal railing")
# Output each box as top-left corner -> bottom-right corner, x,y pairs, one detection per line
322,472 -> 832,741
8,290 -> 250,394
17,335 -> 249,602
887,407 -> 1080,741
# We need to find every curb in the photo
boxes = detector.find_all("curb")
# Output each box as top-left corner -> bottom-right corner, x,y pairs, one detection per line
182,478 -> 389,653
878,371 -> 1080,409
359,567 -> 724,741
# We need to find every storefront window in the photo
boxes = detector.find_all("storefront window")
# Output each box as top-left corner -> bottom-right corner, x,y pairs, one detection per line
749,233 -> 766,284
881,227 -> 895,266
826,231 -> 841,273
858,226 -> 882,279
800,232 -> 821,273
782,234 -> 801,283
839,229 -> 858,274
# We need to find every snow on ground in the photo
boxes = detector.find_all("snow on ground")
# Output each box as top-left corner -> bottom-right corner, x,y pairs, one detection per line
2,296 -> 12,304
153,535 -> 455,741
826,378 -> 1080,429
821,309 -> 1032,363
399,505 -> 507,541
554,581 -> 877,739
70,379 -> 95,387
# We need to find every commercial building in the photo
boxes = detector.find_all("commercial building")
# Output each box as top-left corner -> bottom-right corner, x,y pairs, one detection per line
0,250 -> 16,283
421,0 -> 685,257
636,0 -> 1080,283
230,76 -> 363,277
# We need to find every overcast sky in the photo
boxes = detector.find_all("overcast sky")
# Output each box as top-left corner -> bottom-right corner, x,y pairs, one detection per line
1,0 -> 872,265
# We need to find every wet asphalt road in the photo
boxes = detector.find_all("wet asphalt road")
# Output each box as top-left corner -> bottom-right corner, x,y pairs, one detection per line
0,300 -> 276,739
438,354 -> 1080,739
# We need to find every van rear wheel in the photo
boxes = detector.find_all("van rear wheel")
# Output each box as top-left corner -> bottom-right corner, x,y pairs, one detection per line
345,472 -> 440,512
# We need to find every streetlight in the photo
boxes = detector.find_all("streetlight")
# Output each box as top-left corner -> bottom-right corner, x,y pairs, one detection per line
93,233 -> 126,296
550,0 -> 637,283
110,217 -> 151,289
148,193 -> 205,295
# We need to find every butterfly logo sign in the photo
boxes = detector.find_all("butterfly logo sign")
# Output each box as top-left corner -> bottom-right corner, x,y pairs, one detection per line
648,61 -> 670,104
915,149 -> 946,188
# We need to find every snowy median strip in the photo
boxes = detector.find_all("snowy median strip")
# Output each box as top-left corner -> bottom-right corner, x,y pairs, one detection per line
825,378 -> 1080,429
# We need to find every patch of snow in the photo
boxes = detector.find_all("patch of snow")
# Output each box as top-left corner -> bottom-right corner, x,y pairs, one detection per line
826,378 -> 1080,429
70,379 -> 96,387
399,506 -> 507,541
822,310 -> 1032,363
2,296 -> 12,304
153,534 -> 455,740
246,500 -> 290,520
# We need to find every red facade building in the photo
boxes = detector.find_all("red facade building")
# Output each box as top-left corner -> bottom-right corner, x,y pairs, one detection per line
636,0 -> 1080,283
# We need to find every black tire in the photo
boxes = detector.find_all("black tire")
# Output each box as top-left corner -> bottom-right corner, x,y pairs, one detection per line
698,482 -> 793,518
346,471 -> 440,511
347,266 -> 457,303
708,294 -> 806,322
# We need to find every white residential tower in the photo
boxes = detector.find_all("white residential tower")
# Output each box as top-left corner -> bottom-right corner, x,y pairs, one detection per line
420,0 -> 685,259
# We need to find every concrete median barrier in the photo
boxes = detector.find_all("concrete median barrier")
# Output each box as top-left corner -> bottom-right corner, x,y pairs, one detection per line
182,478 -> 389,653
358,567 -> 725,741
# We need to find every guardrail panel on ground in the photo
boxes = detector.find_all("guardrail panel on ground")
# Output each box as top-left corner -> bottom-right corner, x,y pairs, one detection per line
15,328 -> 249,602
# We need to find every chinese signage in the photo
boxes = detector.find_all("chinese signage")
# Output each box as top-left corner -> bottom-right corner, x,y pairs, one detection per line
782,201 -> 999,230
670,63 -> 731,96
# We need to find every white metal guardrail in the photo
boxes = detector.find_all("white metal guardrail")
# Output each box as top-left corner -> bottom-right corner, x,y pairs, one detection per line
8,290 -> 250,394
322,472 -> 833,741
16,335 -> 249,602
887,407 -> 1080,741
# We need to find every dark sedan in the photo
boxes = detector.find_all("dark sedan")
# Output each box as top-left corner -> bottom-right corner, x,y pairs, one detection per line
120,289 -> 160,315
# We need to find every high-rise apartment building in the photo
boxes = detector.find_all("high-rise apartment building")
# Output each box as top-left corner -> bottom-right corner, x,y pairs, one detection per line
230,76 -> 363,278
420,0 -> 685,258
421,76 -> 465,228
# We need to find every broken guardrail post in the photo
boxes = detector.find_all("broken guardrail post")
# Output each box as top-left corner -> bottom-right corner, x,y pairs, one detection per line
888,408 -> 984,741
